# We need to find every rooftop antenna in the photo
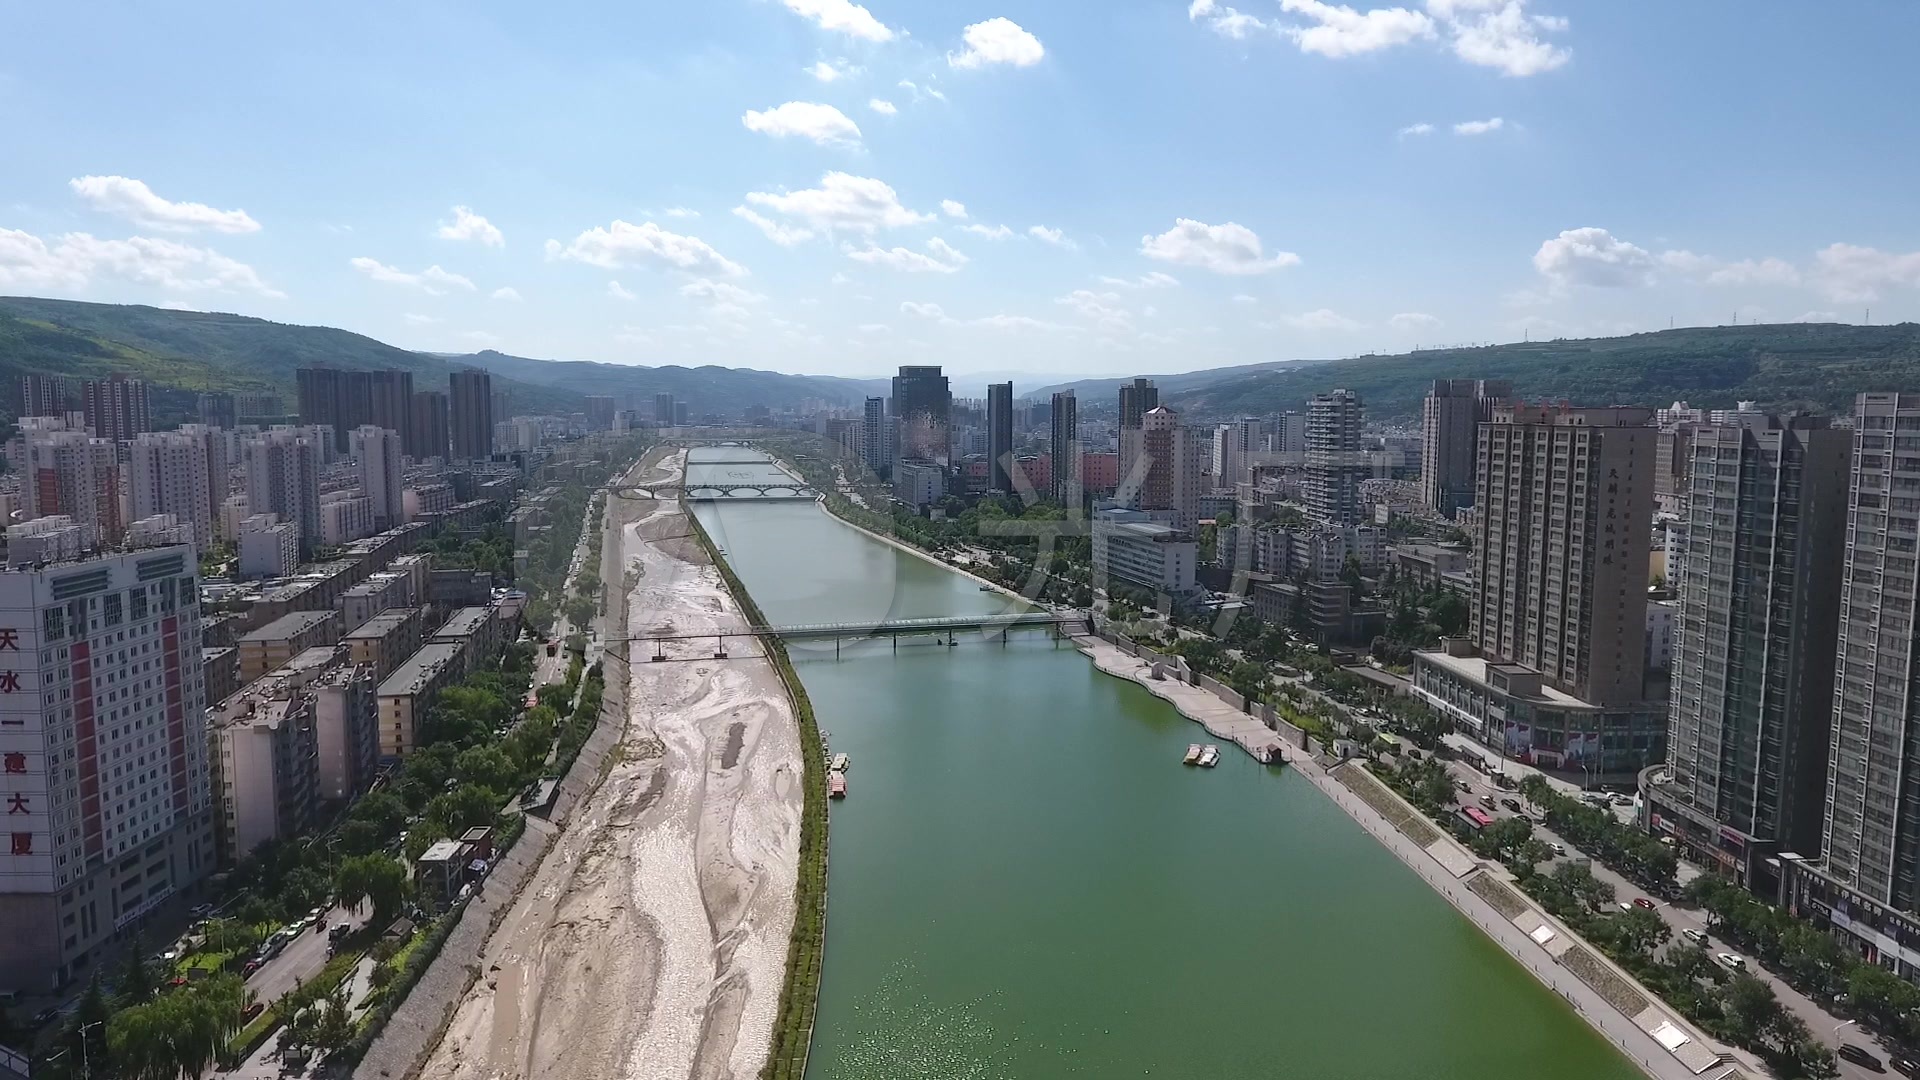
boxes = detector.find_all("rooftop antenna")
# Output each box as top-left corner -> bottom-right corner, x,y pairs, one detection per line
1866,307 -> 1872,325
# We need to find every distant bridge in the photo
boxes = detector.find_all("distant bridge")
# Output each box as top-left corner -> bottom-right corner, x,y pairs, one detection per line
611,611 -> 1087,659
611,482 -> 820,501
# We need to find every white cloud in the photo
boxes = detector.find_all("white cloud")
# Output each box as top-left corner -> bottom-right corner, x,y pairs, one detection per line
901,301 -> 951,321
1531,227 -> 1655,288
1189,0 -> 1275,39
1098,271 -> 1181,288
1141,218 -> 1300,275
1660,250 -> 1802,288
1231,293 -> 1259,305
608,280 -> 637,301
869,98 -> 898,115
831,272 -> 851,285
858,323 -> 891,334
961,223 -> 1014,240
0,227 -> 282,296
350,257 -> 476,294
745,172 -> 934,234
681,278 -> 766,305
845,238 -> 968,273
404,313 -> 440,325
972,314 -> 1072,332
941,199 -> 968,219
732,206 -> 815,247
782,0 -> 894,42
547,219 -> 747,277
1272,308 -> 1362,330
68,175 -> 261,234
1390,311 -> 1442,329
436,205 -> 504,246
1028,225 -> 1076,249
742,101 -> 862,146
1452,116 -> 1504,135
898,79 -> 949,103
1278,0 -> 1435,58
1441,0 -> 1571,77
806,58 -> 860,82
1056,288 -> 1132,331
1812,243 -> 1920,303
949,17 -> 1046,69
663,207 -> 700,219
1398,122 -> 1435,137
490,286 -> 523,302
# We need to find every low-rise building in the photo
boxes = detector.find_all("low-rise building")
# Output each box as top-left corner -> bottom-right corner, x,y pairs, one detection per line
320,493 -> 375,545
202,646 -> 240,704
341,571 -> 412,631
1091,508 -> 1198,595
892,460 -> 946,508
238,609 -> 343,682
430,605 -> 504,675
344,607 -> 426,680
1251,580 -> 1385,645
1387,543 -> 1470,589
376,642 -> 464,757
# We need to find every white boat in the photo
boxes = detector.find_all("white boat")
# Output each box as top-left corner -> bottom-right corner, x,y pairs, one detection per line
1198,745 -> 1221,768
830,752 -> 850,772
1183,744 -> 1202,765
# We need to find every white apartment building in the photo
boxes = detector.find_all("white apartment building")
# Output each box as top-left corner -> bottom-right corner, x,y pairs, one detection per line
0,544 -> 213,991
130,430 -> 215,549
243,428 -> 322,545
320,493 -> 375,545
350,426 -> 405,530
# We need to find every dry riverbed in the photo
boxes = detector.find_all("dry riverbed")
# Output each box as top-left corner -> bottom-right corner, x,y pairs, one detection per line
415,451 -> 803,1080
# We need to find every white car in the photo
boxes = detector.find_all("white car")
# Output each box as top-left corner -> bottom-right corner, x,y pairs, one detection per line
1682,928 -> 1709,945
1716,952 -> 1746,970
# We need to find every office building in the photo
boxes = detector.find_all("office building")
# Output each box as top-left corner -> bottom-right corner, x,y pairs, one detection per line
1641,417 -> 1849,891
1305,390 -> 1366,526
1092,507 -> 1198,595
652,392 -> 675,426
1412,405 -> 1662,785
243,428 -> 323,545
674,401 -> 690,426
410,390 -> 450,460
20,374 -> 69,418
351,426 -> 406,529
449,369 -> 494,460
130,431 -> 217,548
1049,390 -> 1079,506
0,545 -> 213,991
860,397 -> 890,476
1421,379 -> 1512,519
1128,406 -> 1204,531
891,366 -> 951,476
1117,377 -> 1160,486
892,461 -> 945,508
987,382 -> 1014,494
82,374 -> 151,443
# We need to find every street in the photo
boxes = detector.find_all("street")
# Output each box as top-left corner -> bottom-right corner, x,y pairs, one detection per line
243,901 -> 366,1008
1440,756 -> 1901,1080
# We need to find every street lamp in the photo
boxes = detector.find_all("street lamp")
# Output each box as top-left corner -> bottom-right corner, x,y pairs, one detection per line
1833,1019 -> 1856,1040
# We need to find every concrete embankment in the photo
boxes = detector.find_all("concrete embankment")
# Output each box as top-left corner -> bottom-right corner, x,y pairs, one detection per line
1073,633 -> 1757,1080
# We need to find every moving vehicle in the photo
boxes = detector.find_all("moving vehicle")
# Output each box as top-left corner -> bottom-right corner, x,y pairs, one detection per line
1889,1054 -> 1917,1077
1682,928 -> 1709,945
1549,842 -> 1567,856
1501,798 -> 1522,812
1836,1044 -> 1881,1070
1715,952 -> 1746,970
1633,897 -> 1657,910
1460,806 -> 1494,830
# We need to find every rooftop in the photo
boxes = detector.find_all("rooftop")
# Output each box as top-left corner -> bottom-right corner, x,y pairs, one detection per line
1416,649 -> 1595,709
377,641 -> 463,697
431,606 -> 493,641
345,607 -> 420,640
240,609 -> 338,643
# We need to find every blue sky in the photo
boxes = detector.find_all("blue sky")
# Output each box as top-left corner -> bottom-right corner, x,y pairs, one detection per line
4,1 -> 1920,380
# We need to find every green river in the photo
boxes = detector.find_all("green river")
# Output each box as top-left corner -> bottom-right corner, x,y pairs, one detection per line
688,450 -> 1640,1080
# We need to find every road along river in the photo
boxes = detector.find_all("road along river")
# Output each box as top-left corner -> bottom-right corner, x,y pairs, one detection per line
689,448 -> 1643,1080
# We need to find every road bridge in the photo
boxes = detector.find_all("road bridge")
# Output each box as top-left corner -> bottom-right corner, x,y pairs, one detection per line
613,611 -> 1088,659
610,482 -> 819,500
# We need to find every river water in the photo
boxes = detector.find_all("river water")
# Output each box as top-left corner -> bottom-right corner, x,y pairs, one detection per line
688,449 -> 1639,1080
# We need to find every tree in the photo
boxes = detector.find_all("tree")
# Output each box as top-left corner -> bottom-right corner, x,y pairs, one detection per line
335,853 -> 411,925
1612,907 -> 1671,961
117,932 -> 156,1008
1340,554 -> 1365,596
455,745 -> 520,796
426,783 -> 500,834
1429,592 -> 1468,637
201,917 -> 261,957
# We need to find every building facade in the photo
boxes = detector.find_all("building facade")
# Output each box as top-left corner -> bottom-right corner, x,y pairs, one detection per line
1305,390 -> 1366,526
449,369 -> 495,460
1421,378 -> 1511,519
1049,390 -> 1079,506
82,374 -> 152,443
351,426 -> 406,530
891,365 -> 951,473
987,382 -> 1014,494
243,429 -> 323,546
130,431 -> 216,549
1092,508 -> 1198,595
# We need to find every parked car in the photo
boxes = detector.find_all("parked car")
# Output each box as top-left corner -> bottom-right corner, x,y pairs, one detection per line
1549,842 -> 1566,856
243,1002 -> 265,1021
1836,1044 -> 1882,1070
1715,952 -> 1746,970
1501,798 -> 1522,812
1633,897 -> 1657,910
1888,1054 -> 1917,1077
243,958 -> 264,976
1682,928 -> 1709,945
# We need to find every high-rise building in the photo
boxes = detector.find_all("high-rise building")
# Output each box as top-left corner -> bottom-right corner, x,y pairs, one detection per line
197,392 -> 236,430
176,424 -> 231,531
0,544 -> 213,991
1270,410 -> 1307,456
82,374 -> 151,443
409,391 -> 450,460
491,390 -> 510,425
1412,405 -> 1664,787
1049,390 -> 1079,506
1643,416 -> 1849,892
448,369 -> 494,460
19,422 -> 123,543
243,428 -> 323,545
861,397 -> 890,477
1117,377 -> 1160,485
674,400 -> 690,427
1421,379 -> 1512,519
1305,390 -> 1367,526
1211,417 -> 1266,490
296,369 -> 413,452
987,382 -> 1014,494
892,365 -> 951,475
654,392 -> 676,426
351,426 -> 406,529
1130,406 -> 1205,530
235,393 -> 284,421
586,396 -> 617,430
20,374 -> 69,418
130,430 -> 217,548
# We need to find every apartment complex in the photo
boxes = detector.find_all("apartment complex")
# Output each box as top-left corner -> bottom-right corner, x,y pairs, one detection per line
1049,390 -> 1079,506
987,382 -> 1014,495
449,369 -> 495,460
1304,390 -> 1366,526
1420,378 -> 1511,519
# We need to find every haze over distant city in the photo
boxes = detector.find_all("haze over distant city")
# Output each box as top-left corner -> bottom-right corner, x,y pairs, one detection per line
4,1 -> 1920,377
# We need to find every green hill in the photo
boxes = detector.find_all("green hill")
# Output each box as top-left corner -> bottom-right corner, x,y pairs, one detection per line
1169,323 -> 1920,422
445,349 -> 888,414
